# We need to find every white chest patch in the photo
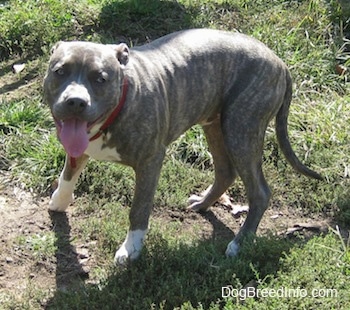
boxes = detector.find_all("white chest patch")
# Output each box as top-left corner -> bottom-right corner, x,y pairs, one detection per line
85,132 -> 122,162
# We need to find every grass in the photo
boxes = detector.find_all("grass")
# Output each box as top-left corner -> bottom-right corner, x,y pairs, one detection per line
17,232 -> 57,260
0,0 -> 349,309
0,0 -> 99,59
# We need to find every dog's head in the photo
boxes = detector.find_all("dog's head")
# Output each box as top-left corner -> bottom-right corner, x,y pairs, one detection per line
43,41 -> 129,157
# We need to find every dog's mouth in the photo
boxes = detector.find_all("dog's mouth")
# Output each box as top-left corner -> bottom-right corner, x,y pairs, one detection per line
54,114 -> 105,158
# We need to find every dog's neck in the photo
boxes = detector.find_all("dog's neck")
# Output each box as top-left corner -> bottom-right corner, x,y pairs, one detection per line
69,77 -> 129,168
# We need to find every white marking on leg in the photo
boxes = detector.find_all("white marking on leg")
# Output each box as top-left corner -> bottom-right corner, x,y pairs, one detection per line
114,229 -> 148,265
49,173 -> 74,212
225,240 -> 240,257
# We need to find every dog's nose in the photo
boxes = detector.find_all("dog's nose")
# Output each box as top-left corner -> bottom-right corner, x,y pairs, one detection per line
65,97 -> 88,113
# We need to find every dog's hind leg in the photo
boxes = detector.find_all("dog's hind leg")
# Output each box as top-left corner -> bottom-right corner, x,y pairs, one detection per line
49,154 -> 89,212
221,108 -> 272,257
188,117 -> 237,212
225,157 -> 271,256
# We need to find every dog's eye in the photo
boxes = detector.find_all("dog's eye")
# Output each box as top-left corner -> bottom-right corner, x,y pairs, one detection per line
55,67 -> 65,76
96,76 -> 106,83
96,72 -> 108,84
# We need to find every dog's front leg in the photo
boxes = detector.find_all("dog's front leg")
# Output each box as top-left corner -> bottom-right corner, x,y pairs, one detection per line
49,154 -> 89,212
114,150 -> 165,265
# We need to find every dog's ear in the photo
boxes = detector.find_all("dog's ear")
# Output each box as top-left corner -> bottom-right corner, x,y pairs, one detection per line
50,41 -> 63,55
113,43 -> 130,67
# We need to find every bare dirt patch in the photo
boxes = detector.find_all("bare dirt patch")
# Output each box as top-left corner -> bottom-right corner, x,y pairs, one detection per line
0,177 -> 95,297
0,183 -> 53,292
0,58 -> 43,102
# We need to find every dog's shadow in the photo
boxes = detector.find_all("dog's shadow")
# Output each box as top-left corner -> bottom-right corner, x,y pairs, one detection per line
48,207 -> 234,293
201,209 -> 237,240
49,211 -> 88,291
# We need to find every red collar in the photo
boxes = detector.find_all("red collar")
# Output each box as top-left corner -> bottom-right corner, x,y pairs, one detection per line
70,77 -> 128,168
89,77 -> 129,141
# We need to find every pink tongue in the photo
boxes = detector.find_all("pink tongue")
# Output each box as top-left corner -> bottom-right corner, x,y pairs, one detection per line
59,119 -> 89,158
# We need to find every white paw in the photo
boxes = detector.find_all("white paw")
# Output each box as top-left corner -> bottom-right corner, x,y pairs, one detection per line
114,245 -> 129,265
114,229 -> 147,265
188,194 -> 202,205
49,189 -> 74,212
188,185 -> 212,205
225,240 -> 240,257
187,185 -> 214,212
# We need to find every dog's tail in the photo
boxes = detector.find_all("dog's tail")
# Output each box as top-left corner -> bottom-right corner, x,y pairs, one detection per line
275,70 -> 323,180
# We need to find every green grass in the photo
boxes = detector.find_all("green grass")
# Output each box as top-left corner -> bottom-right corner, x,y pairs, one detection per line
0,0 -> 99,59
0,0 -> 349,309
16,232 -> 57,260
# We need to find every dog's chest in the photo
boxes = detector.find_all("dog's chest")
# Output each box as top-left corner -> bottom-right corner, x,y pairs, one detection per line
85,133 -> 122,162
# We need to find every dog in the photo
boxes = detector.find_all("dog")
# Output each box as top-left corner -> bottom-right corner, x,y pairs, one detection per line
43,28 -> 322,264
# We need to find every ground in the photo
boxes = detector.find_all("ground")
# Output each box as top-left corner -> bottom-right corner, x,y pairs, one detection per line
0,172 -> 332,297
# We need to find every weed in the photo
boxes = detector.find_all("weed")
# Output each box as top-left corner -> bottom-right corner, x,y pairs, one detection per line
17,232 -> 57,260
245,231 -> 350,309
0,0 -> 98,60
335,189 -> 350,226
98,0 -> 194,44
0,97 -> 65,191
